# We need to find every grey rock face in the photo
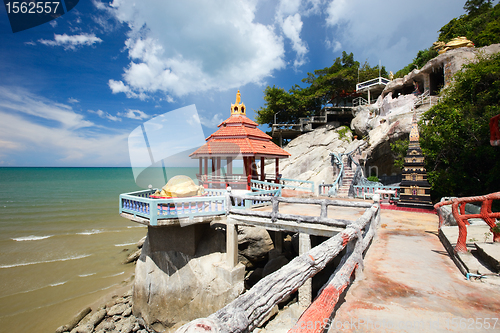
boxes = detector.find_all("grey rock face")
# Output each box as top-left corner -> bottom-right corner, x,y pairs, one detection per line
133,223 -> 244,328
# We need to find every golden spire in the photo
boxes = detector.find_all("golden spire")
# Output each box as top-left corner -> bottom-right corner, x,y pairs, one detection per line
409,107 -> 420,144
231,90 -> 246,116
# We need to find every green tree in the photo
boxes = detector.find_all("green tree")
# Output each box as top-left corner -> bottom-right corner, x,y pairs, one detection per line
438,2 -> 500,47
256,51 -> 387,127
419,52 -> 500,200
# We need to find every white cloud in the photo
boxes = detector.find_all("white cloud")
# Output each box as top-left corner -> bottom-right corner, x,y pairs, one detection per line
68,97 -> 79,103
88,109 -> 121,122
281,13 -> 308,68
0,87 -> 130,166
194,113 -> 224,128
324,0 -> 465,71
0,87 -> 93,129
104,0 -> 286,98
38,33 -> 103,51
118,109 -> 150,120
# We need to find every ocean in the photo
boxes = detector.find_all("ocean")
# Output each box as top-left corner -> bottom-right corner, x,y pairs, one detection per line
0,167 -> 199,332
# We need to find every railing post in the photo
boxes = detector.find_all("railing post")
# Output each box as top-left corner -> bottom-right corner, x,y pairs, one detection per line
226,217 -> 238,269
298,233 -> 312,310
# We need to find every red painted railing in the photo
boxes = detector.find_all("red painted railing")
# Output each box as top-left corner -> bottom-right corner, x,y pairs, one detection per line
435,192 -> 500,253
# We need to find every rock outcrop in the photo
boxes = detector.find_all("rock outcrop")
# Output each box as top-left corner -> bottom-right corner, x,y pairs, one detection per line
133,223 -> 244,331
265,123 -> 363,187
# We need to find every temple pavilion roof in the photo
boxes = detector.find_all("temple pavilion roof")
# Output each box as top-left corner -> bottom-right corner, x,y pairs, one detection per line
190,91 -> 290,158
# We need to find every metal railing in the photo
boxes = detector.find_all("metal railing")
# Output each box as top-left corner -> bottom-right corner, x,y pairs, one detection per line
356,77 -> 390,92
352,96 -> 368,107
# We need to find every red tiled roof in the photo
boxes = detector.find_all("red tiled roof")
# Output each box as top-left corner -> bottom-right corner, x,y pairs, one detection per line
207,125 -> 271,140
190,138 -> 290,157
190,113 -> 289,158
221,115 -> 258,127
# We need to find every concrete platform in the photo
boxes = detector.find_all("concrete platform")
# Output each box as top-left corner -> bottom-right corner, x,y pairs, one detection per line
440,224 -> 500,284
328,210 -> 500,333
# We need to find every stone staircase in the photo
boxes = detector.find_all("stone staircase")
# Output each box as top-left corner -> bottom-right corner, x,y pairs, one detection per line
337,156 -> 355,198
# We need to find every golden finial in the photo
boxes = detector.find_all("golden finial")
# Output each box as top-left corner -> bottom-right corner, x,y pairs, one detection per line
236,90 -> 241,104
231,90 -> 246,116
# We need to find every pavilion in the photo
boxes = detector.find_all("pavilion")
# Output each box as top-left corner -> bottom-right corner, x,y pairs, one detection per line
190,91 -> 290,190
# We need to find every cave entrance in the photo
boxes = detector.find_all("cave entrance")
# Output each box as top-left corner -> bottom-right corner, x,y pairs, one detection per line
430,67 -> 444,95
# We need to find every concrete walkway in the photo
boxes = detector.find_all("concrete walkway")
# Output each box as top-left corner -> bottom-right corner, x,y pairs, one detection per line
328,209 -> 500,333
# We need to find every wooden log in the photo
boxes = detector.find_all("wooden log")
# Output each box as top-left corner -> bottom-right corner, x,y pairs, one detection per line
176,204 -> 378,333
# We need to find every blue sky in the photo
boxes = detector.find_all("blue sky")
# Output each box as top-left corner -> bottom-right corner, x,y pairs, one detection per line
0,0 -> 471,167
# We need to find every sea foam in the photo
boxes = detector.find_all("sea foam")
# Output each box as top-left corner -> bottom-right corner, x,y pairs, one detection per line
0,254 -> 91,269
12,235 -> 53,241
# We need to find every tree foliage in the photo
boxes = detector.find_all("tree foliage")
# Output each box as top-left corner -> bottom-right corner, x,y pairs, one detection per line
418,52 -> 500,200
256,52 -> 387,127
439,1 -> 500,47
396,1 -> 499,79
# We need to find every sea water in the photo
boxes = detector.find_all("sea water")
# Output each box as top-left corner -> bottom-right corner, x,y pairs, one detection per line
0,167 -> 198,332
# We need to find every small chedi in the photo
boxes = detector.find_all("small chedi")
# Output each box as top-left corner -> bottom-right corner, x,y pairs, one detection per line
398,109 -> 433,208
153,175 -> 205,198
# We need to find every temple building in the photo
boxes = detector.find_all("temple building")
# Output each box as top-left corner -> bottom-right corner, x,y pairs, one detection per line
190,91 -> 290,190
398,109 -> 433,208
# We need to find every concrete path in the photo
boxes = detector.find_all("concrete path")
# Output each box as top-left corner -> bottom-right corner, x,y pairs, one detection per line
328,209 -> 500,333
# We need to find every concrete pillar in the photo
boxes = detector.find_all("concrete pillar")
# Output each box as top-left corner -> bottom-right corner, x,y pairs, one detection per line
275,231 -> 283,253
298,233 -> 312,310
368,89 -> 371,104
226,218 -> 238,269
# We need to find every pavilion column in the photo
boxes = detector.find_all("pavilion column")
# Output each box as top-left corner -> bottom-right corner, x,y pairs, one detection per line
226,157 -> 233,176
211,158 -> 216,175
216,157 -> 221,177
204,157 -> 208,177
275,158 -> 279,184
244,157 -> 251,190
260,157 -> 265,181
199,158 -> 202,177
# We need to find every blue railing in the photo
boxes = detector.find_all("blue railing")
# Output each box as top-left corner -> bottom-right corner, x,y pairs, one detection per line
120,189 -> 226,226
280,178 -> 315,193
352,185 -> 401,200
319,152 -> 343,196
120,186 -> 283,225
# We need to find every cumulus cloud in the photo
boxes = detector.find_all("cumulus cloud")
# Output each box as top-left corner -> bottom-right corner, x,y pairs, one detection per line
38,33 -> 103,50
104,0 -> 285,98
118,109 -> 150,120
281,13 -> 308,68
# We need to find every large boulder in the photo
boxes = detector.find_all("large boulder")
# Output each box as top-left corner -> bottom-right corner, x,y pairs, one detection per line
265,123 -> 363,187
238,226 -> 274,264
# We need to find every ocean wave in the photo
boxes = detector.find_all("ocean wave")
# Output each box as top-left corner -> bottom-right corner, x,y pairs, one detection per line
77,229 -> 102,235
103,271 -> 124,278
12,235 -> 53,241
114,242 -> 136,247
50,281 -> 67,287
78,273 -> 96,278
0,254 -> 92,269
